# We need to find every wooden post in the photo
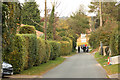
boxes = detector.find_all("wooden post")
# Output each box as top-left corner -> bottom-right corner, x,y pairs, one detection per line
44,0 -> 47,40
99,0 -> 102,27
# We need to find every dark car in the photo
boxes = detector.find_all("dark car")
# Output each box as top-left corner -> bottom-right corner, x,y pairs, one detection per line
1,62 -> 13,77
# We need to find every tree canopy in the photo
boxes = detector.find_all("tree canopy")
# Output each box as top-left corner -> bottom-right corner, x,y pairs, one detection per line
22,0 -> 43,32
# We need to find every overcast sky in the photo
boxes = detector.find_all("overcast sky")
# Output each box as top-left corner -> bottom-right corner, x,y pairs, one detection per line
19,0 -> 119,17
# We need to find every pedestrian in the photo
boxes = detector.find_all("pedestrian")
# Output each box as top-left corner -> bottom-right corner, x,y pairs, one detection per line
86,46 -> 89,52
83,45 -> 86,52
78,46 -> 80,53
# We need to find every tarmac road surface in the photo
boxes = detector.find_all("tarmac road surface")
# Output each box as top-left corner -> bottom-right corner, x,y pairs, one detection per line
43,53 -> 107,78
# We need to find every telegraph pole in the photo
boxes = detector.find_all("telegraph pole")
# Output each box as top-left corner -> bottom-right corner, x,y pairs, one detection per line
99,0 -> 102,27
44,0 -> 47,40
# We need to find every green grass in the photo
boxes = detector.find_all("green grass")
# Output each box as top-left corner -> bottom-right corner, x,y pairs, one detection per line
20,57 -> 66,75
95,52 -> 120,75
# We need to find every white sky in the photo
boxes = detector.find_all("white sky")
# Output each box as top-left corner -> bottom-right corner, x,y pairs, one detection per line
19,0 -> 119,17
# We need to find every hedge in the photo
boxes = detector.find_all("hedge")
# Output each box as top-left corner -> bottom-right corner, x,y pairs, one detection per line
44,40 -> 51,63
7,34 -> 28,73
62,36 -> 72,52
36,38 -> 46,65
19,25 -> 36,34
48,41 -> 60,60
3,25 -> 74,73
22,34 -> 37,68
59,41 -> 71,56
110,27 -> 119,56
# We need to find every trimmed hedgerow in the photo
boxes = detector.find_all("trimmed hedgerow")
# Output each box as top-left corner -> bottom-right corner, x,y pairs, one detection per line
22,34 -> 37,68
48,41 -> 60,60
19,25 -> 36,34
62,36 -> 73,52
7,34 -> 28,73
57,42 -> 61,57
36,38 -> 46,65
59,41 -> 71,56
44,40 -> 51,63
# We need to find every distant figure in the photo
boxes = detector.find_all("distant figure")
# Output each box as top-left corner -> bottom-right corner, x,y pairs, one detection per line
86,46 -> 89,52
81,45 -> 83,50
83,45 -> 86,52
78,46 -> 80,53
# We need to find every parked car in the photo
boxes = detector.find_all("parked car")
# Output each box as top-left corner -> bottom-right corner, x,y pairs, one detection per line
1,62 -> 13,77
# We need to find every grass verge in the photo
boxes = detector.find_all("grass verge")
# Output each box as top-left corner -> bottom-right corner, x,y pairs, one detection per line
20,57 -> 66,75
95,52 -> 120,75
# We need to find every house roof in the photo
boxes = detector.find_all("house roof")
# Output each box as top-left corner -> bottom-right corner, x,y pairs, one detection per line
36,30 -> 44,37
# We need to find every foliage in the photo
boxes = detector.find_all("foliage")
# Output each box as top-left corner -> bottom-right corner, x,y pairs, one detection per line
19,25 -> 36,34
5,34 -> 28,73
62,36 -> 72,52
89,27 -> 111,49
48,41 -> 60,60
47,5 -> 55,40
22,0 -> 43,32
22,34 -> 37,68
59,41 -> 71,56
110,26 -> 119,56
67,10 -> 89,35
44,41 -> 51,63
2,2 -> 22,62
36,38 -> 46,65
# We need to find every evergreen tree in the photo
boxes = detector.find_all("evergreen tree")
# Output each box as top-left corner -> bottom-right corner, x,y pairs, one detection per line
47,5 -> 55,40
22,0 -> 43,32
67,9 -> 89,35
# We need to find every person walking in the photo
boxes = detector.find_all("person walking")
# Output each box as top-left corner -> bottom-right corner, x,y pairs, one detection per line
83,45 -> 86,52
78,46 -> 80,53
86,46 -> 89,52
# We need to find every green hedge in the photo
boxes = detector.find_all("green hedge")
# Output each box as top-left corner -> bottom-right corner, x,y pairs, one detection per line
44,40 -> 51,63
62,36 -> 72,52
7,34 -> 28,73
22,34 -> 37,68
7,34 -> 37,73
110,27 -> 119,56
48,41 -> 60,60
36,38 -> 46,65
19,25 -> 36,34
59,41 -> 71,56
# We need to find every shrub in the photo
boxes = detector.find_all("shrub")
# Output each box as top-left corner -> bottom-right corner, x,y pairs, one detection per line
110,27 -> 119,56
19,25 -> 36,34
44,40 -> 51,63
36,38 -> 46,65
48,41 -> 60,60
60,41 -> 71,56
62,36 -> 72,52
7,34 -> 28,73
89,28 -> 111,49
22,34 -> 37,67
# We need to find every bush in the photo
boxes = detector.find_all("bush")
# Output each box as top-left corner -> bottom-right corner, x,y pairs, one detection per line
48,41 -> 60,60
6,34 -> 28,73
44,40 -> 51,63
89,28 -> 111,49
36,38 -> 46,65
110,27 -> 119,56
19,25 -> 36,34
22,34 -> 37,68
62,36 -> 72,52
59,41 -> 71,56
